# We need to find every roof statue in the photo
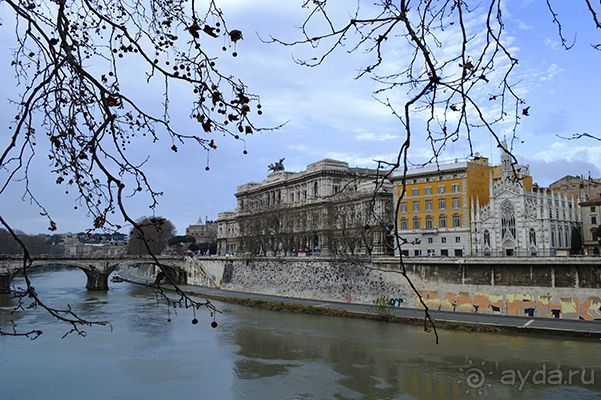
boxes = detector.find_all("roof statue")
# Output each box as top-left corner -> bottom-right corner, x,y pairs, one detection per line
268,158 -> 285,173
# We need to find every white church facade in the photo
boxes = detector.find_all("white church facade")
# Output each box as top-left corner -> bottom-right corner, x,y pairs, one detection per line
471,152 -> 581,257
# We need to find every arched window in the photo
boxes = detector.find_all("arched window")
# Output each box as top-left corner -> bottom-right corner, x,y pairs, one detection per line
452,214 -> 461,228
313,182 -> 318,197
425,215 -> 433,229
529,228 -> 536,245
483,230 -> 491,247
400,218 -> 408,230
412,216 -> 420,229
439,214 -> 447,228
501,200 -> 516,239
558,226 -> 563,247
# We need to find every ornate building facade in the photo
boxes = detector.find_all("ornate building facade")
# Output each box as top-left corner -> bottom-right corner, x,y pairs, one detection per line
579,197 -> 601,255
471,152 -> 581,256
391,155 -> 495,257
216,159 -> 393,257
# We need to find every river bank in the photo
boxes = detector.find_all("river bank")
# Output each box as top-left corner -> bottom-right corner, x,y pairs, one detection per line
117,269 -> 601,340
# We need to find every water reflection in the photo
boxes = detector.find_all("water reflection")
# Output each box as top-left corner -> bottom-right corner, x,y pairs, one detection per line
1,269 -> 600,400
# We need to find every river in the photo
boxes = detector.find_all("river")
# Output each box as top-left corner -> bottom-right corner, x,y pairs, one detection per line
1,268 -> 600,400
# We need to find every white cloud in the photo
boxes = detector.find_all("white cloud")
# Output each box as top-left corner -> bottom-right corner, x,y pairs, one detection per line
533,142 -> 601,164
355,132 -> 400,141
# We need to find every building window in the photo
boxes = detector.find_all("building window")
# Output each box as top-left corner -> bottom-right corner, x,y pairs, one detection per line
427,249 -> 435,256
411,188 -> 419,196
441,237 -> 447,244
412,201 -> 420,212
438,185 -> 446,194
484,230 -> 491,246
427,237 -> 433,244
452,197 -> 460,209
425,187 -> 432,195
529,228 -> 536,245
592,207 -> 596,212
412,216 -> 420,229
551,227 -> 556,247
438,198 -> 446,209
592,216 -> 597,225
425,200 -> 433,211
558,226 -> 563,247
425,215 -> 433,229
455,236 -> 461,243
451,183 -> 460,193
439,214 -> 447,228
452,214 -> 461,227
454,249 -> 463,257
501,200 -> 516,239
400,202 -> 407,212
414,249 -> 422,256
313,182 -> 318,197
333,185 -> 339,194
400,218 -> 408,230
441,249 -> 449,256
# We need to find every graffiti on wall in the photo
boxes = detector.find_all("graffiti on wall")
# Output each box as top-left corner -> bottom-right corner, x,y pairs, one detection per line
418,290 -> 601,321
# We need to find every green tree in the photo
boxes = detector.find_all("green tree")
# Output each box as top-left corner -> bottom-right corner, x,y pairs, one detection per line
127,217 -> 176,255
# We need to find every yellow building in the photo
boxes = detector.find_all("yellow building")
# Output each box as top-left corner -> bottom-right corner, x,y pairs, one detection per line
391,155 -> 532,257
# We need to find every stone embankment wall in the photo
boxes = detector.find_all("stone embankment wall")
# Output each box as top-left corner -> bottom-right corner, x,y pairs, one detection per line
185,256 -> 601,321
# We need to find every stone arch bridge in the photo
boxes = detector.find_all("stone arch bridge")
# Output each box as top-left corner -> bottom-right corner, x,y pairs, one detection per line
0,255 -> 187,291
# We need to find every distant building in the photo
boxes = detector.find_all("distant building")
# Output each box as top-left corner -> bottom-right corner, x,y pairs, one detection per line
549,175 -> 601,202
216,159 -> 393,257
185,217 -> 217,245
392,143 -> 580,257
471,152 -> 580,257
391,154 -> 503,257
62,232 -> 127,256
579,197 -> 601,255
216,211 -> 239,256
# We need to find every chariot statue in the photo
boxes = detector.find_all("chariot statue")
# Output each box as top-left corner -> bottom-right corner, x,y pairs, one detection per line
268,158 -> 285,173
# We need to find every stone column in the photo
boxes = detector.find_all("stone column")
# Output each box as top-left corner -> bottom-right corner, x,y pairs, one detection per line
0,272 -> 13,293
82,268 -> 110,290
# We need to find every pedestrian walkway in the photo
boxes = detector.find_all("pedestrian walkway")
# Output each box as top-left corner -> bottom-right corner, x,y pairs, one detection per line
117,270 -> 601,339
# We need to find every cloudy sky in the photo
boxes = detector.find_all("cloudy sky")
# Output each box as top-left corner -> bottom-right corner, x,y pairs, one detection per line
1,0 -> 600,234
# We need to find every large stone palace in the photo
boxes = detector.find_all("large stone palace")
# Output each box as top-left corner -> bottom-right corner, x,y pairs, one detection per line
216,159 -> 393,256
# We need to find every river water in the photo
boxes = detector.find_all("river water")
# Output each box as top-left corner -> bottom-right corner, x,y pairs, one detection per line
1,268 -> 600,400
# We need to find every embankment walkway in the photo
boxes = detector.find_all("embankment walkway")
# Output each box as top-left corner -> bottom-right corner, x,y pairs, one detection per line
117,270 -> 601,339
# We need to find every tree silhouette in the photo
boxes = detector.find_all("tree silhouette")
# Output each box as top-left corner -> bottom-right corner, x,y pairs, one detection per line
1,0 -> 600,339
0,0 -> 263,338
127,216 -> 176,255
267,0 -> 601,342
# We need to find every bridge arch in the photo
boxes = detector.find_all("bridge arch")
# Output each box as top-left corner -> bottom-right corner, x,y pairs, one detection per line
1,256 -> 186,291
28,260 -> 120,290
